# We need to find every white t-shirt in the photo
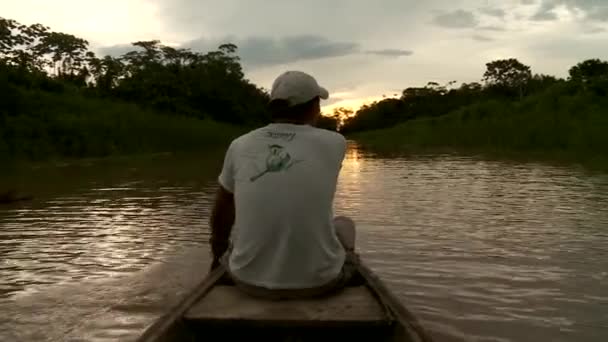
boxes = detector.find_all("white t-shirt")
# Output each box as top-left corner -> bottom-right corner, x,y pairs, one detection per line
218,123 -> 347,289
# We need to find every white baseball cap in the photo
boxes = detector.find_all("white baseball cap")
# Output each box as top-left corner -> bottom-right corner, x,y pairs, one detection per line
270,71 -> 329,106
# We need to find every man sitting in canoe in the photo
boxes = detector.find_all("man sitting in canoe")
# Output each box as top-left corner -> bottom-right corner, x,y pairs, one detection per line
209,70 -> 357,299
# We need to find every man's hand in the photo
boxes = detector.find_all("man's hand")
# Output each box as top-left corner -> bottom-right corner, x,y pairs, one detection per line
209,184 -> 235,270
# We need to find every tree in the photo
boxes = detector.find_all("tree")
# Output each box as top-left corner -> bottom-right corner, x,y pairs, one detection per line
0,18 -> 51,71
331,107 -> 354,123
86,53 -> 125,93
1,16 -> 274,133
527,74 -> 561,95
569,59 -> 608,84
7,14 -> 603,147
0,18 -> 19,55
460,82 -> 482,92
32,32 -> 89,83
316,114 -> 340,131
483,58 -> 532,99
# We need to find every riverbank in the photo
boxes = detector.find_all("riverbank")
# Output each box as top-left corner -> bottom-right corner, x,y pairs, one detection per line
0,87 -> 246,162
350,84 -> 608,171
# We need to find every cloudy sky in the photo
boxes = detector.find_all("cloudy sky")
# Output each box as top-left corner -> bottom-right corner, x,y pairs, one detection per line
3,0 -> 607,111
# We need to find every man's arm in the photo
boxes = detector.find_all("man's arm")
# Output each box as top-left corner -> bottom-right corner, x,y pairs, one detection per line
209,184 -> 235,271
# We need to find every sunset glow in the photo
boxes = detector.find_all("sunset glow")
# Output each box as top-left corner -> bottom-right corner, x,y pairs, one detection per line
322,95 -> 398,115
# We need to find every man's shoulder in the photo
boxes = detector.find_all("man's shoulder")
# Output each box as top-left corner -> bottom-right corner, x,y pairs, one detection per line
324,129 -> 347,144
306,128 -> 347,161
315,129 -> 347,150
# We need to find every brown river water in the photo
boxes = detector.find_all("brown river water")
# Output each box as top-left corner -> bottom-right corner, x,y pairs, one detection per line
1,143 -> 607,342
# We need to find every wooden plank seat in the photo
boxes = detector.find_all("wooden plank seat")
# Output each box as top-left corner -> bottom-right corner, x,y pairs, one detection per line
184,285 -> 391,328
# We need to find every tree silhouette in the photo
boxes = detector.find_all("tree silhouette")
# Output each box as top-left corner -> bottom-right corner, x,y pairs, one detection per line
569,59 -> 608,84
2,15 -> 608,157
483,58 -> 532,99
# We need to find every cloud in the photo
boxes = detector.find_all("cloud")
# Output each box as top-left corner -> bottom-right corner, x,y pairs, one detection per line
478,25 -> 507,31
322,97 -> 344,107
183,35 -> 360,67
587,7 -> 608,21
97,43 -> 141,56
531,1 -> 608,22
531,9 -> 559,21
479,7 -> 506,18
472,35 -> 494,42
530,0 -> 559,21
528,35 -> 608,64
366,49 -> 414,57
152,0 -> 426,43
584,26 -> 607,34
433,9 -> 478,28
97,35 -> 414,68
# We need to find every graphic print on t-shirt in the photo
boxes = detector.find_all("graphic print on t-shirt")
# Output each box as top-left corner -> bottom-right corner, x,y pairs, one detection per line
250,144 -> 302,182
265,131 -> 296,142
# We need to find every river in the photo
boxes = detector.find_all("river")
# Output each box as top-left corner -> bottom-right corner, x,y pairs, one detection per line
1,144 -> 607,341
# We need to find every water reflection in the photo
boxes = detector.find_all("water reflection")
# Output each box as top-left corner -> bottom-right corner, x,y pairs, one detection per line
1,146 -> 608,342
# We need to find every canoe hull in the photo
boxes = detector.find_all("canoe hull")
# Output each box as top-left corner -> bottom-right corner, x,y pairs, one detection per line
137,259 -> 432,342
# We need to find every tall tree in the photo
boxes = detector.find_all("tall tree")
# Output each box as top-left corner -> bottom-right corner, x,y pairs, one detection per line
0,18 -> 51,71
569,59 -> 608,84
0,18 -> 19,55
483,58 -> 532,99
86,53 -> 125,93
32,32 -> 89,84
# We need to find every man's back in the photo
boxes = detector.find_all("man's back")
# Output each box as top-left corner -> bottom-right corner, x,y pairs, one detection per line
218,122 -> 347,290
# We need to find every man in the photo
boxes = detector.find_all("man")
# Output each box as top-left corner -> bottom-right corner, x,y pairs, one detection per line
209,70 -> 357,299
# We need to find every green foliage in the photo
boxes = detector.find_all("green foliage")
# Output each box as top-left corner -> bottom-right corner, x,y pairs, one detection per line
342,58 -> 603,136
341,81 -> 480,133
2,15 -> 608,167
483,58 -> 532,89
316,115 -> 339,131
0,86 -> 244,160
85,39 -> 270,124
0,16 -> 271,126
569,59 -> 608,84
352,81 -> 608,167
0,16 -> 269,161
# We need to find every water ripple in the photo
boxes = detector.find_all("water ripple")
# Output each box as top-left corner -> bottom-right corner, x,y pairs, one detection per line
1,146 -> 607,341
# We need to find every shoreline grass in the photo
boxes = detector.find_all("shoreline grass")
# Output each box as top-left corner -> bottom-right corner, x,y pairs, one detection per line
0,88 -> 246,162
350,85 -> 608,172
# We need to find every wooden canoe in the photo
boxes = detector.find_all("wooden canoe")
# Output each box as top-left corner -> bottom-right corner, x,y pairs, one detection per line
136,258 -> 434,342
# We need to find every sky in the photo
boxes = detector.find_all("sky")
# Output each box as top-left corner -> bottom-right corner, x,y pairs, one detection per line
3,0 -> 608,112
